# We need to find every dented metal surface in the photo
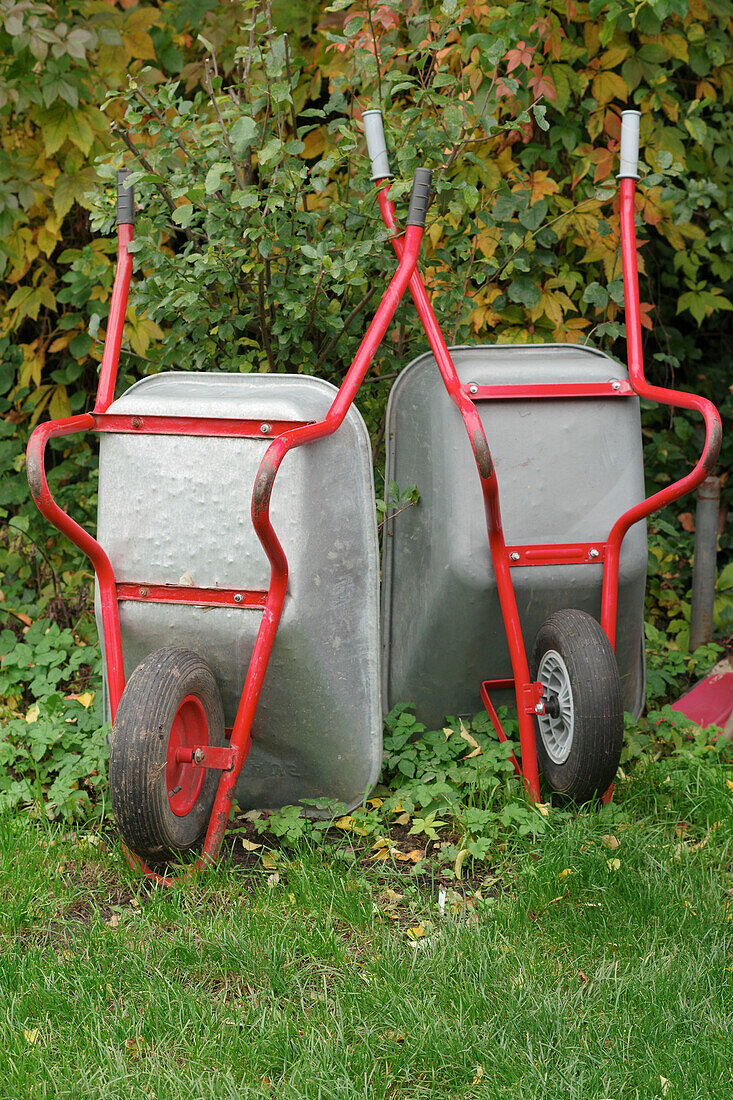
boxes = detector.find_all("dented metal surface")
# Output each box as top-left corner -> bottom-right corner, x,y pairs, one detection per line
382,344 -> 648,727
96,372 -> 382,811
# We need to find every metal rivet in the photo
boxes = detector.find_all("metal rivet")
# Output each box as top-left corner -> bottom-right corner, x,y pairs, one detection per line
468,383 -> 479,394
193,749 -> 205,765
131,416 -> 142,429
233,593 -> 243,603
534,703 -> 544,714
611,380 -> 621,391
139,587 -> 148,597
260,423 -> 271,434
510,552 -> 520,561
588,548 -> 599,559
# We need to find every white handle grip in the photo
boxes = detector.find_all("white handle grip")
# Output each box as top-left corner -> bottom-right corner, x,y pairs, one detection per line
618,110 -> 640,179
362,109 -> 392,180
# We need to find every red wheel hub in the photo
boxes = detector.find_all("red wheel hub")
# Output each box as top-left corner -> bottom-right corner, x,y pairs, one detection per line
166,695 -> 208,816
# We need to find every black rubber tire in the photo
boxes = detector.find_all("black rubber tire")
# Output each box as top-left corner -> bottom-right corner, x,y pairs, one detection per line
530,609 -> 623,803
109,647 -> 225,864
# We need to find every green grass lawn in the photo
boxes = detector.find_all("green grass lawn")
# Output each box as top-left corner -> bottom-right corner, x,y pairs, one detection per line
0,749 -> 731,1100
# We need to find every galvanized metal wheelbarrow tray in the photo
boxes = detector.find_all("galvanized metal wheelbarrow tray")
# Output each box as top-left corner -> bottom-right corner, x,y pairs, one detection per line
363,108 -> 722,805
27,165 -> 434,884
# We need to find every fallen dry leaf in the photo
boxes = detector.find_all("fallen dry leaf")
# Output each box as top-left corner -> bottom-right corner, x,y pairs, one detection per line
459,720 -> 482,758
261,853 -> 279,870
602,834 -> 620,850
558,868 -> 573,880
454,848 -> 470,879
384,1031 -> 406,1043
240,838 -> 262,851
24,1029 -> 39,1045
395,848 -> 424,863
606,858 -> 621,871
405,924 -> 426,940
124,1036 -> 143,1061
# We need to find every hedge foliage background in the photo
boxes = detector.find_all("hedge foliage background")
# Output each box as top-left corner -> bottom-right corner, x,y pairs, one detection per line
1,0 -> 732,636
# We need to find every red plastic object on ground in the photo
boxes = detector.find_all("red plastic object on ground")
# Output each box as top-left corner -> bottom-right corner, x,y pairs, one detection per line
672,659 -> 733,735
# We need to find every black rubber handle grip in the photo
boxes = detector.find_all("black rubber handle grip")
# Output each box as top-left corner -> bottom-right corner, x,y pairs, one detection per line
116,169 -> 135,226
405,167 -> 432,228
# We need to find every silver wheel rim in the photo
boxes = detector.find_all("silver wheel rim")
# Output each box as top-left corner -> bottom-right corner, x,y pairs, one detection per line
536,649 -> 574,765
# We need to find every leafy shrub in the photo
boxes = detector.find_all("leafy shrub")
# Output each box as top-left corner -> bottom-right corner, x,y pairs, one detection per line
0,619 -> 107,820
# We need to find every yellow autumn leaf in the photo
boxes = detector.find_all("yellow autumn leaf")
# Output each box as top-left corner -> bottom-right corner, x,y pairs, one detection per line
334,815 -> 368,835
535,802 -> 551,817
240,838 -> 262,851
395,848 -> 424,863
471,1066 -> 485,1086
602,834 -> 620,849
455,848 -> 470,879
558,868 -> 573,880
606,858 -> 621,871
725,779 -> 733,792
24,1029 -> 39,1045
26,704 -> 40,723
405,924 -> 426,940
261,853 -> 279,870
76,692 -> 94,709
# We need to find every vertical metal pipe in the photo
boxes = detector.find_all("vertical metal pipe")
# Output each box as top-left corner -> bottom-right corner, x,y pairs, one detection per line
689,476 -> 721,651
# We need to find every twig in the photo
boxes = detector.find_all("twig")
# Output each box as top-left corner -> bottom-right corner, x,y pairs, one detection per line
366,0 -> 383,108
452,237 -> 478,343
257,269 -> 276,370
204,58 -> 245,190
111,123 -> 197,244
314,286 -> 377,371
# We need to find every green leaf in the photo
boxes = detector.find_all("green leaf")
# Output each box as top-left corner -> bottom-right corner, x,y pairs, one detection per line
205,163 -> 231,193
508,278 -> 541,307
582,282 -> 609,309
229,116 -> 258,155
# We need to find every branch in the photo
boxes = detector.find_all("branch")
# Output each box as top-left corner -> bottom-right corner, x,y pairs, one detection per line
314,286 -> 377,372
204,59 -> 245,190
131,84 -> 203,176
111,123 -> 197,244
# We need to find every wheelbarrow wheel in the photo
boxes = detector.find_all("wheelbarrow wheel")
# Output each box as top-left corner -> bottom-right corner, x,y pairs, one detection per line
530,610 -> 623,803
109,647 -> 226,864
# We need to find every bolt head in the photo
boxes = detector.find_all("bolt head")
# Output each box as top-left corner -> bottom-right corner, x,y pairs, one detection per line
260,423 -> 271,434
193,748 -> 205,765
510,552 -> 520,561
611,380 -> 621,390
233,593 -> 243,603
131,416 -> 142,429
588,548 -> 599,559
534,702 -> 544,714
468,383 -> 479,395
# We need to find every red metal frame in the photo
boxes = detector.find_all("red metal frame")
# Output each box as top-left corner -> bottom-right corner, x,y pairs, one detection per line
377,173 -> 721,804
27,203 -> 427,883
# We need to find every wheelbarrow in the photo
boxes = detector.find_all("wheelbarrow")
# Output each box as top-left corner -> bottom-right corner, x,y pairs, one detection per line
27,166 -> 433,883
364,108 -> 722,803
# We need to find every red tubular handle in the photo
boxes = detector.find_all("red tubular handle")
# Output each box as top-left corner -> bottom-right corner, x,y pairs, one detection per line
26,415 -> 126,712
599,177 -> 723,647
95,224 -> 133,414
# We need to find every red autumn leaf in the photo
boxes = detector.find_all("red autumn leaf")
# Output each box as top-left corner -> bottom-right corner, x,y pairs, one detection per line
529,66 -> 556,102
505,41 -> 535,73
